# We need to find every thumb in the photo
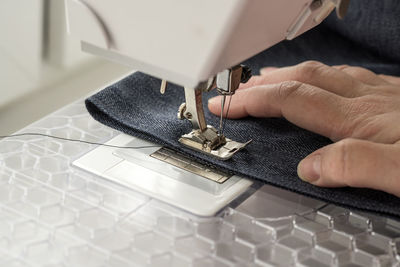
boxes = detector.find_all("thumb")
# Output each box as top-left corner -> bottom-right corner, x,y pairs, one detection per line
297,139 -> 400,197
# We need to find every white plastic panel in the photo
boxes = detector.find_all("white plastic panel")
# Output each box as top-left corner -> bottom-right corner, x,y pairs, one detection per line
73,134 -> 253,216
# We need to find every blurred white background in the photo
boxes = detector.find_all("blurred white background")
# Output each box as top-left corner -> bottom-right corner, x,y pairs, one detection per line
0,0 -> 132,135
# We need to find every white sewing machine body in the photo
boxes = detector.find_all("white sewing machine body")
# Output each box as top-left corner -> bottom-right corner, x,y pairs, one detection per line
65,0 -> 337,88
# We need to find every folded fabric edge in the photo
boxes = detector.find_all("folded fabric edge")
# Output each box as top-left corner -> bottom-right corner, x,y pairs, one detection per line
85,97 -> 400,220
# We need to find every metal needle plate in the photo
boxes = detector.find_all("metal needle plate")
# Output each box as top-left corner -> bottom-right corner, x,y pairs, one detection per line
150,147 -> 232,183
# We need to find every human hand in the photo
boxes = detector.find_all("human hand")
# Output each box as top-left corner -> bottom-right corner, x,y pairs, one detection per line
208,61 -> 400,196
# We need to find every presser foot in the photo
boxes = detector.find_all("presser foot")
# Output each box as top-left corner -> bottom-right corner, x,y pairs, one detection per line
178,125 -> 252,160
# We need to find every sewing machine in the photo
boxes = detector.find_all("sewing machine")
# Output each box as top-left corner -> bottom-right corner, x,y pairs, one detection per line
65,0 -> 349,160
65,0 -> 349,215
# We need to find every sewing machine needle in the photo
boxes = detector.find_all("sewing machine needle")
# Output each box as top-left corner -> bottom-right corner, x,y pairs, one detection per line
219,95 -> 226,136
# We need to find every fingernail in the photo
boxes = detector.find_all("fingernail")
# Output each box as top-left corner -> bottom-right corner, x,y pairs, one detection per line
298,154 -> 321,183
208,97 -> 220,106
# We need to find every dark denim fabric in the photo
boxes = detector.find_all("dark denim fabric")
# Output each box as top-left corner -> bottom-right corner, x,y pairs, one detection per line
86,6 -> 400,218
324,0 -> 400,63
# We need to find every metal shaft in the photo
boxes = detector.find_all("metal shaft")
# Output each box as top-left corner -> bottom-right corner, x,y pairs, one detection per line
183,87 -> 207,131
219,95 -> 226,136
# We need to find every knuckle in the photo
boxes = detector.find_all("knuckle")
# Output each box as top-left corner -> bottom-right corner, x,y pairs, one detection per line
335,64 -> 352,72
337,65 -> 378,82
296,61 -> 326,80
299,60 -> 325,69
332,100 -> 358,139
277,81 -> 303,100
321,98 -> 356,141
330,96 -> 378,140
338,96 -> 384,139
328,139 -> 360,187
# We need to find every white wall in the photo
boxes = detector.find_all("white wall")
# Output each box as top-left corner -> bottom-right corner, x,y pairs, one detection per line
0,0 -> 44,107
0,0 -> 131,134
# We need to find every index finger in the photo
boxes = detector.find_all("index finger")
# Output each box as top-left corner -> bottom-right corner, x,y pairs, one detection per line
209,81 -> 352,141
240,61 -> 366,98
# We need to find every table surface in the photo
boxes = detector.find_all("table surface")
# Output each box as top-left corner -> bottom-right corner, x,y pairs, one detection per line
0,100 -> 399,267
